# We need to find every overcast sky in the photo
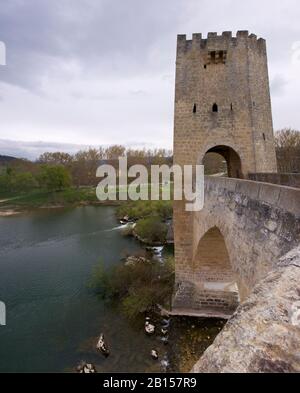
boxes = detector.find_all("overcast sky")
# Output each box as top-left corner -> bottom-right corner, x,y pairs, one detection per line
0,0 -> 299,160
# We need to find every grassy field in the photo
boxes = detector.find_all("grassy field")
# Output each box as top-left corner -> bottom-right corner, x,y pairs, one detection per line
0,187 -> 103,210
0,182 -> 175,211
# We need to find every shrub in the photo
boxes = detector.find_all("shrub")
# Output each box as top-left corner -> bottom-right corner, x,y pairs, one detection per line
135,216 -> 168,243
116,200 -> 173,221
89,257 -> 175,320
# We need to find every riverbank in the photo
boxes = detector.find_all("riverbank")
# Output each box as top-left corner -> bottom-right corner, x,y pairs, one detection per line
0,187 -> 121,216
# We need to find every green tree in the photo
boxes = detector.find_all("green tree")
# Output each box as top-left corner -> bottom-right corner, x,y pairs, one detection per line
12,172 -> 38,193
0,171 -> 38,194
37,165 -> 72,191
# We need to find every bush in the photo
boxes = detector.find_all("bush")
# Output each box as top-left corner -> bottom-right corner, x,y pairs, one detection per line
89,257 -> 175,320
135,216 -> 168,243
116,200 -> 172,221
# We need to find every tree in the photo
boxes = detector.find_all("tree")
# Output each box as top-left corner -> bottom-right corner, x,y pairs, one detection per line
12,173 -> 38,193
275,128 -> 300,173
37,165 -> 72,191
105,145 -> 126,160
38,152 -> 73,166
0,171 -> 38,194
72,148 -> 102,187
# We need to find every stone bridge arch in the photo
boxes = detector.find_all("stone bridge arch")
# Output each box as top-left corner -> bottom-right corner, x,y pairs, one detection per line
192,226 -> 240,316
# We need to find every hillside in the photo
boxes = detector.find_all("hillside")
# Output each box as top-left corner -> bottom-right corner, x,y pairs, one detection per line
0,155 -> 17,164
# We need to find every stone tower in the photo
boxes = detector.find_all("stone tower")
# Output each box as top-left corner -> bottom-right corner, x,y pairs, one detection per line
172,32 -> 278,316
173,31 -> 277,177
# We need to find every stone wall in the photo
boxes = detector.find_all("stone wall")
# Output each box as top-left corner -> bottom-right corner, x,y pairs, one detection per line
173,177 -> 300,314
249,173 -> 300,188
191,246 -> 300,373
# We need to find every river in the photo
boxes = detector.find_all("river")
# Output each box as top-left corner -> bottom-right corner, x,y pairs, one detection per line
0,206 -> 224,373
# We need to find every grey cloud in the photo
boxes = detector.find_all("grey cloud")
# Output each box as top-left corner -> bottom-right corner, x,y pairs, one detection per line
0,0 -> 299,158
271,74 -> 288,96
0,138 -> 89,160
0,138 -> 159,161
0,0 -> 185,91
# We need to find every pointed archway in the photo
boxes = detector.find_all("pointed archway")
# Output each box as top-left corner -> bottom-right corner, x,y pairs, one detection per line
202,145 -> 243,178
193,227 -> 240,315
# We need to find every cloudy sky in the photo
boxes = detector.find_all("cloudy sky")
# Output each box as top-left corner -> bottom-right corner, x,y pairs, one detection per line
0,0 -> 299,160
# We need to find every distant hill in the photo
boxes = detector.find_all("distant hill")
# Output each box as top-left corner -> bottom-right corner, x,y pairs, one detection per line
0,155 -> 17,164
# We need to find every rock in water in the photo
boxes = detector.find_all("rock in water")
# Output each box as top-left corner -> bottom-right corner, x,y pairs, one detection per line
145,321 -> 155,335
160,336 -> 169,345
76,361 -> 97,373
161,356 -> 170,372
96,334 -> 110,357
151,350 -> 159,360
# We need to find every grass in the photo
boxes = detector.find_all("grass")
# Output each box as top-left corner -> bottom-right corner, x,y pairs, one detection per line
0,187 -> 100,209
0,183 -> 175,213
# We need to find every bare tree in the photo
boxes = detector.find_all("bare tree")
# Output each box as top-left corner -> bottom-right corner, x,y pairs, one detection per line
275,128 -> 300,173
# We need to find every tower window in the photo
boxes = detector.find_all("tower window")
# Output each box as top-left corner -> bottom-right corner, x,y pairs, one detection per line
212,103 -> 218,112
204,64 -> 207,69
263,133 -> 266,141
208,50 -> 227,64
193,104 -> 197,113
230,103 -> 233,111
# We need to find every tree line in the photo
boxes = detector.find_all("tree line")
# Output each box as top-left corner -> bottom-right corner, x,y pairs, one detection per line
0,145 -> 172,194
0,131 -> 299,195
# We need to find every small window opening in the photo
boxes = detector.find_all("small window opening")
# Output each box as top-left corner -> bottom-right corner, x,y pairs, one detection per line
193,104 -> 197,113
230,103 -> 233,111
211,51 -> 216,63
212,103 -> 218,113
204,64 -> 207,69
263,133 -> 266,141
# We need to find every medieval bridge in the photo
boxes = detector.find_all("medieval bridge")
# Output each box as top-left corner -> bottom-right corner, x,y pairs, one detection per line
172,31 -> 300,372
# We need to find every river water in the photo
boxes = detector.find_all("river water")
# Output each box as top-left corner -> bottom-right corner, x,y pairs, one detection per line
0,206 -> 224,373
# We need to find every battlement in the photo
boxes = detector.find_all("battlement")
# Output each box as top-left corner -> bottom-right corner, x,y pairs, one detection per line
177,31 -> 266,52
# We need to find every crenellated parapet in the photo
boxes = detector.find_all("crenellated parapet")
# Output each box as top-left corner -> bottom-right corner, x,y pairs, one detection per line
177,30 -> 266,54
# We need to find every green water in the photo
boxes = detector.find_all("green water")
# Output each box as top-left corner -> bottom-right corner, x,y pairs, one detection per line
0,206 -> 223,373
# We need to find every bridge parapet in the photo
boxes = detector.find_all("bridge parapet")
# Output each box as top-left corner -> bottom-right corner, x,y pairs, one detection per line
249,172 -> 300,189
205,176 -> 300,216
